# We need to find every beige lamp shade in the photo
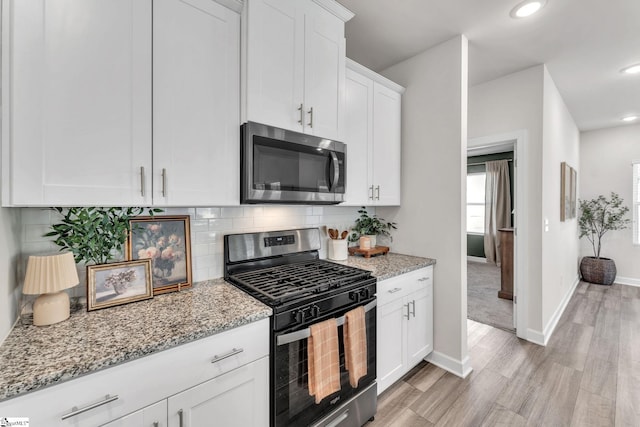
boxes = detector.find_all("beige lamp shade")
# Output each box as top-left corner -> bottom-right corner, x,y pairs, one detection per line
23,252 -> 79,326
23,252 -> 79,295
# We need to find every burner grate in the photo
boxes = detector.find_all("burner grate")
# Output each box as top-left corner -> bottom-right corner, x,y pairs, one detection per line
228,260 -> 371,305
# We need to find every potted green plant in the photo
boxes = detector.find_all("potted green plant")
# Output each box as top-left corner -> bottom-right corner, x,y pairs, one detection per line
45,207 -> 162,265
348,207 -> 397,247
578,192 -> 630,285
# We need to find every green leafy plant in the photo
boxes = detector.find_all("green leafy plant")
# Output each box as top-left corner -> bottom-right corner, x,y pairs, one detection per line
45,207 -> 163,265
349,207 -> 397,242
578,192 -> 630,258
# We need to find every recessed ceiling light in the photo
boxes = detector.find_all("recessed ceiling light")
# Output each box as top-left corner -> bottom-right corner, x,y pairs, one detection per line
622,115 -> 638,122
510,0 -> 547,18
621,64 -> 640,75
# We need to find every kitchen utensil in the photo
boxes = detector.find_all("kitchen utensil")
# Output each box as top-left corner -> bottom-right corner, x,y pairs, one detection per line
340,230 -> 348,240
328,229 -> 338,239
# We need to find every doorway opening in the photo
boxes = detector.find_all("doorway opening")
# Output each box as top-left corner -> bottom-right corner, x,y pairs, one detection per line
467,131 -> 528,339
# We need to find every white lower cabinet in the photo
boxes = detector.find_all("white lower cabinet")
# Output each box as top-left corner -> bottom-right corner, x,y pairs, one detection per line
0,319 -> 269,427
167,357 -> 269,427
377,267 -> 433,394
101,400 -> 167,427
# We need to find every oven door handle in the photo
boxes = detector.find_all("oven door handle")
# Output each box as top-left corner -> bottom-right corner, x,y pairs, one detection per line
276,299 -> 376,346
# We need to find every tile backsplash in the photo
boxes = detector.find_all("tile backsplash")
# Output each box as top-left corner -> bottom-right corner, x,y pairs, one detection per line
21,205 -> 367,297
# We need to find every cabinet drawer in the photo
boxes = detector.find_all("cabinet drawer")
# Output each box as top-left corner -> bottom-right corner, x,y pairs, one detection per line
377,266 -> 433,306
0,319 -> 269,426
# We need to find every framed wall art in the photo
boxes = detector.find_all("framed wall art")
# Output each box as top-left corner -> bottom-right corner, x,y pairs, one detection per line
560,162 -> 577,221
127,215 -> 192,294
87,259 -> 153,311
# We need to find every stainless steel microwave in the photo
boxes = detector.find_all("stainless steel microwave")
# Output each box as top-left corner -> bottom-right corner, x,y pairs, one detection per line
240,122 -> 346,204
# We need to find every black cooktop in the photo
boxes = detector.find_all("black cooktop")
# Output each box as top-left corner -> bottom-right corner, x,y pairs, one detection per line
227,260 -> 372,306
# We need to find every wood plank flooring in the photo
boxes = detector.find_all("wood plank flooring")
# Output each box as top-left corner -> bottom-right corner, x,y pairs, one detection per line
368,282 -> 640,426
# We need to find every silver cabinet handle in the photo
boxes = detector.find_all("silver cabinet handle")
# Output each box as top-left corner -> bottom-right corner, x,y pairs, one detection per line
329,151 -> 340,192
211,347 -> 244,364
369,185 -> 374,200
161,168 -> 167,197
375,185 -> 380,200
410,300 -> 416,317
61,394 -> 119,420
404,303 -> 410,319
178,409 -> 184,427
326,410 -> 349,427
308,106 -> 314,128
388,287 -> 402,293
418,277 -> 430,282
298,103 -> 304,125
140,166 -> 146,197
153,422 -> 159,427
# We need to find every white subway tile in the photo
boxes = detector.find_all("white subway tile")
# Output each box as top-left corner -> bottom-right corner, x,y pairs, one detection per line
194,231 -> 219,244
232,217 -> 254,229
208,218 -> 233,231
243,206 -> 263,217
221,207 -> 244,218
192,243 -> 210,257
190,220 -> 209,232
195,207 -> 221,219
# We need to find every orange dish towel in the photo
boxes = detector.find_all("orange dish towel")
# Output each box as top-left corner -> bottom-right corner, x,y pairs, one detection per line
308,318 -> 341,403
344,306 -> 367,388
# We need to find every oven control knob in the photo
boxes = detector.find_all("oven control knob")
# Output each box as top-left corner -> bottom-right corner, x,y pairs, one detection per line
359,288 -> 370,300
349,291 -> 360,303
310,305 -> 320,318
293,310 -> 305,324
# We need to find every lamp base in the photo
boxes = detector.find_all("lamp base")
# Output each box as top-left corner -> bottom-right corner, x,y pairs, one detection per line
33,291 -> 70,326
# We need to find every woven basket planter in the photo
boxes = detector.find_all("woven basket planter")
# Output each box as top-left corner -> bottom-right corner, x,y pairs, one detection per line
580,257 -> 616,285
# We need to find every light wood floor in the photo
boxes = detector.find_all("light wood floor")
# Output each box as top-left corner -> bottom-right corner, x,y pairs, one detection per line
369,281 -> 640,426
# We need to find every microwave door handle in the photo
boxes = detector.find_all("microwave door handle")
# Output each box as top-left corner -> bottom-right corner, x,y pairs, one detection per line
330,151 -> 340,192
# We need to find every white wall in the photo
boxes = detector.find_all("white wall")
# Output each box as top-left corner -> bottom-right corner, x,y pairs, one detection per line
469,65 -> 580,343
0,204 -> 21,341
378,35 -> 470,376
541,68 -> 580,328
469,65 -> 545,337
580,124 -> 640,284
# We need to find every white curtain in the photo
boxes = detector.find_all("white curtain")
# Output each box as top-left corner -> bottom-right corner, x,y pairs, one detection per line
484,160 -> 512,265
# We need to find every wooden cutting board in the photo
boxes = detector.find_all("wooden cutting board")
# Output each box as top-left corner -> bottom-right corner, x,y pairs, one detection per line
348,245 -> 390,258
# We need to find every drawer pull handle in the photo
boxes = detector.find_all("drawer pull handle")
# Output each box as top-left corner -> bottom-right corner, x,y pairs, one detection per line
418,277 -> 430,282
211,347 -> 244,364
410,300 -> 416,317
178,409 -> 184,427
404,303 -> 410,319
61,394 -> 119,420
388,287 -> 402,293
153,423 -> 159,427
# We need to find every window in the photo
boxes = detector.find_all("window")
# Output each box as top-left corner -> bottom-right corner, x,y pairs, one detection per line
467,172 -> 486,234
634,162 -> 640,244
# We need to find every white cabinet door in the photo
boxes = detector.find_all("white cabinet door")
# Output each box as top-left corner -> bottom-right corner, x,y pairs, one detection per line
302,1 -> 345,140
344,68 -> 373,206
153,0 -> 240,206
101,400 -> 167,427
2,0 -> 152,206
245,0 -> 305,133
406,285 -> 433,367
167,357 -> 269,427
343,61 -> 402,206
376,296 -> 407,394
371,82 -> 402,206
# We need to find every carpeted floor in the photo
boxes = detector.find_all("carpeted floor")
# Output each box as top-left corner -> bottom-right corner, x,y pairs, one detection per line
467,261 -> 514,332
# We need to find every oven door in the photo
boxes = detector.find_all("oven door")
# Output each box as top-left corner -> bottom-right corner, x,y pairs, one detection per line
272,299 -> 376,427
241,121 -> 346,204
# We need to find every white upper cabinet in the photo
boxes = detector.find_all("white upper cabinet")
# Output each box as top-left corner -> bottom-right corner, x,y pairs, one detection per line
153,0 -> 240,206
344,59 -> 404,206
2,0 -> 241,207
1,0 -> 153,206
244,0 -> 352,140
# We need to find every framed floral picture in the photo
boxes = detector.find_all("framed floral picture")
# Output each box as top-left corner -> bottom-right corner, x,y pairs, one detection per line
87,259 -> 153,311
127,215 -> 192,294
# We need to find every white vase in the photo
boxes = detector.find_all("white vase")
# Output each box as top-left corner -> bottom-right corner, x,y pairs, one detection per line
328,239 -> 348,260
366,235 -> 377,247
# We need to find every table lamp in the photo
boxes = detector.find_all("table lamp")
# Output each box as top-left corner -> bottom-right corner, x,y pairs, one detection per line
23,252 -> 80,326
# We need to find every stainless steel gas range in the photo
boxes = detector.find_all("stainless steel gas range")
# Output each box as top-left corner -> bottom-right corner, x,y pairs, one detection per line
224,228 -> 377,427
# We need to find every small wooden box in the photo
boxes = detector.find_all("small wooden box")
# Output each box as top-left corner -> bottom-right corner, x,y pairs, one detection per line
348,245 -> 390,258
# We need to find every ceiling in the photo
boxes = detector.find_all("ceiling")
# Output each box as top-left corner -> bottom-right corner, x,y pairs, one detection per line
336,0 -> 640,131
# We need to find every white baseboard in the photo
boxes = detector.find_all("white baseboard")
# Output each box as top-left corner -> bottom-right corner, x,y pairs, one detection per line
467,256 -> 487,263
528,276 -> 580,346
614,276 -> 640,287
425,351 -> 473,378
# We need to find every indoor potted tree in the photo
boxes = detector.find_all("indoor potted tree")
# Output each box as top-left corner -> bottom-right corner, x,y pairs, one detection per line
578,192 -> 630,285
348,207 -> 397,247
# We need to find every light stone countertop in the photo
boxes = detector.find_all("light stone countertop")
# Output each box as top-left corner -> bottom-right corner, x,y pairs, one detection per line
0,251 -> 433,403
335,252 -> 436,281
0,279 -> 271,402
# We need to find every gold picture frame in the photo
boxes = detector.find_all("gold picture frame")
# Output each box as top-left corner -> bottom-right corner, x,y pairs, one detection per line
87,259 -> 153,311
127,215 -> 192,295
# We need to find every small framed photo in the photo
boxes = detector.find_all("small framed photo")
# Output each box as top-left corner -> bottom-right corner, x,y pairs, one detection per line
127,215 -> 192,294
87,259 -> 153,311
